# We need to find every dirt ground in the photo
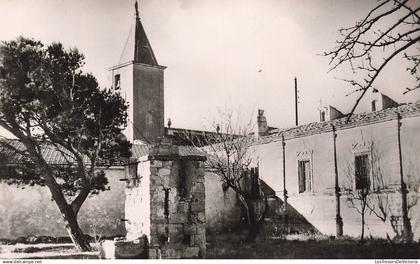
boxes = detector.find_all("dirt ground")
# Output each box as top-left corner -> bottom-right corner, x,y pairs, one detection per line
1,234 -> 419,259
0,243 -> 99,259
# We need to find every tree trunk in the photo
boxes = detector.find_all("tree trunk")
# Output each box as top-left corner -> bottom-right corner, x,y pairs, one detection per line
360,212 -> 365,244
62,206 -> 92,251
245,198 -> 258,242
237,194 -> 259,242
19,138 -> 92,251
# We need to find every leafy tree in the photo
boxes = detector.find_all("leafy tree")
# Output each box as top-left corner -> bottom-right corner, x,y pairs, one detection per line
0,37 -> 131,251
185,109 -> 268,242
324,0 -> 419,116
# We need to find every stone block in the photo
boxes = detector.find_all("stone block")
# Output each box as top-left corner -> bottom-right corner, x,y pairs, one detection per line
189,234 -> 195,246
191,191 -> 205,201
194,233 -> 206,248
197,212 -> 205,223
192,182 -> 205,193
150,160 -> 163,168
162,248 -> 177,258
150,176 -> 162,186
148,248 -> 159,259
163,161 -> 174,168
150,167 -> 158,175
149,231 -> 159,244
150,206 -> 164,216
155,223 -> 167,234
190,202 -> 205,212
184,225 -> 197,235
169,213 -> 187,224
177,201 -> 189,214
99,236 -> 148,259
196,224 -> 206,235
159,168 -> 171,177
183,247 -> 200,258
162,225 -> 183,245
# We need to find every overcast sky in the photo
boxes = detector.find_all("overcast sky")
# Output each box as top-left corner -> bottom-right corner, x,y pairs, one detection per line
0,0 -> 419,135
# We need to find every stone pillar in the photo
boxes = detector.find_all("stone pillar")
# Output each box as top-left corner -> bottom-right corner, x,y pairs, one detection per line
125,141 -> 207,259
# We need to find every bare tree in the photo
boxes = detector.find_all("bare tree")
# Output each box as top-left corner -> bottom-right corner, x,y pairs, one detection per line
344,142 -> 418,243
185,108 -> 268,242
324,0 -> 420,117
343,160 -> 371,243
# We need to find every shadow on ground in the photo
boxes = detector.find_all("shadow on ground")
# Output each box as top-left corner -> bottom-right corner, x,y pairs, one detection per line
206,231 -> 420,259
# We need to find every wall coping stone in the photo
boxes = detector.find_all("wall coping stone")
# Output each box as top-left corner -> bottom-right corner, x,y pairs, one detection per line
148,143 -> 206,161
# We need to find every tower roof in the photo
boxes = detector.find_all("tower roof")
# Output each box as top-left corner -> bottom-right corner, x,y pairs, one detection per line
118,1 -> 158,66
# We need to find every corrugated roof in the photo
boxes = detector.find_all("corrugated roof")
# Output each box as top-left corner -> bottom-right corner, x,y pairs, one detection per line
131,144 -> 150,158
0,141 -> 206,166
0,140 -> 82,165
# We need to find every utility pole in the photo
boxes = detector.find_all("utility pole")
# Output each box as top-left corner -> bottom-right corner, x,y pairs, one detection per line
282,134 -> 288,230
295,77 -> 298,126
332,125 -> 343,237
397,113 -> 412,242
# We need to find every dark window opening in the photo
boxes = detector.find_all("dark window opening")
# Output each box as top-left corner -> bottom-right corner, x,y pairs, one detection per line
298,160 -> 311,193
114,74 -> 121,90
320,111 -> 326,122
372,100 -> 377,111
355,154 -> 370,190
178,161 -> 188,199
163,187 -> 170,219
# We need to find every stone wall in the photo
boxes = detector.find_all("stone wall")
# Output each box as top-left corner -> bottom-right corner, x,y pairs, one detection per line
204,172 -> 241,233
124,144 -> 206,259
0,168 -> 126,239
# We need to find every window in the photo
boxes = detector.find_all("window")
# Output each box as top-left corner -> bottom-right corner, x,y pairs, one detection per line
114,74 -> 121,90
355,154 -> 370,189
371,100 -> 377,111
320,111 -> 326,122
298,160 -> 311,193
250,167 -> 260,196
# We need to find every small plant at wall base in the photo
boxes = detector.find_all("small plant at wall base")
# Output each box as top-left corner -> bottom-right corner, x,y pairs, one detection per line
0,37 -> 131,251
185,108 -> 268,243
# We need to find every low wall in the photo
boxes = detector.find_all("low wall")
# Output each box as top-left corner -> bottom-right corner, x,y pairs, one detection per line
204,172 -> 241,233
0,168 -> 126,239
287,191 -> 420,240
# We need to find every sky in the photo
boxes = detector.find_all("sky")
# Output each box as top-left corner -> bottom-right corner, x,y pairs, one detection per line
0,0 -> 419,135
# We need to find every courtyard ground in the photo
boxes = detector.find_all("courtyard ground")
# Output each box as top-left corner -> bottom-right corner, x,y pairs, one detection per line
1,233 -> 419,259
206,230 -> 420,259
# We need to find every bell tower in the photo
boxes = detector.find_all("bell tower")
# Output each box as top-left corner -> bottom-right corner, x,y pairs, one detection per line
109,1 -> 166,143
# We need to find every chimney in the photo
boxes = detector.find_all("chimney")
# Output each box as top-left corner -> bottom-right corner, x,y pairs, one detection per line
256,109 -> 268,138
